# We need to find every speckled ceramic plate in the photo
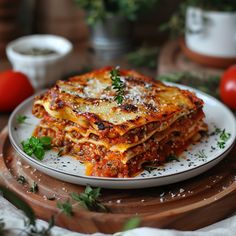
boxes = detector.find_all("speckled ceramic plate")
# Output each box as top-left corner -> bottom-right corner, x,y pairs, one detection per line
8,83 -> 236,189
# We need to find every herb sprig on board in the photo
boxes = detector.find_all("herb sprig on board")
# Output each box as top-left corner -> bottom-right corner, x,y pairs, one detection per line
110,67 -> 125,105
57,200 -> 73,216
57,186 -> 108,216
71,186 -> 108,212
21,136 -> 52,160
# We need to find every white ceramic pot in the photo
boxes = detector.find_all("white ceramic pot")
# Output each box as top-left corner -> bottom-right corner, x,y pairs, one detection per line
185,7 -> 236,58
6,34 -> 73,90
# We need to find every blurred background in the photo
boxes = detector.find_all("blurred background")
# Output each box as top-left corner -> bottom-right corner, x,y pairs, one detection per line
0,0 -> 236,120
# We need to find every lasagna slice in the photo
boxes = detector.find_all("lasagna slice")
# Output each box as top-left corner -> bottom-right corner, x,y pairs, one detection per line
32,67 -> 207,178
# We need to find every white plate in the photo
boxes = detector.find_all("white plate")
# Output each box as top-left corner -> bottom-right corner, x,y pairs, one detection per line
8,83 -> 236,189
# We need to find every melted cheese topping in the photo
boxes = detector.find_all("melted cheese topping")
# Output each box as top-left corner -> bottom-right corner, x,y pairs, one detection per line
33,67 -> 203,136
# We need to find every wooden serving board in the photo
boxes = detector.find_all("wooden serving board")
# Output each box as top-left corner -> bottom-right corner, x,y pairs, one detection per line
158,40 -> 224,77
1,126 -> 236,234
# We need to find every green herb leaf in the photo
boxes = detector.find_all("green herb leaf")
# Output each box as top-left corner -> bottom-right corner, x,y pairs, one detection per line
21,136 -> 52,160
220,129 -> 231,142
17,175 -> 27,185
215,128 -> 231,149
123,217 -> 140,231
30,182 -> 38,193
217,141 -> 225,149
39,137 -> 52,150
110,67 -> 125,105
16,115 -> 28,124
57,199 -> 73,216
34,146 -> 45,160
71,185 -> 108,212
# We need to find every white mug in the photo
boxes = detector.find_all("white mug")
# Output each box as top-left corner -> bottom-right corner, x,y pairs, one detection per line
186,6 -> 236,58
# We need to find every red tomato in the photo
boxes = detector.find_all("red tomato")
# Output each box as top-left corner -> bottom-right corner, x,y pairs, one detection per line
220,65 -> 236,110
0,70 -> 34,112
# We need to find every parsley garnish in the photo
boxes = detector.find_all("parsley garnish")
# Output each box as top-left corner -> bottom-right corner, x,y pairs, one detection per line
30,182 -> 38,193
220,129 -> 231,142
21,136 -> 52,160
16,115 -> 28,124
57,199 -> 73,216
71,185 -> 108,212
216,128 -> 231,149
110,67 -> 125,105
217,141 -> 225,149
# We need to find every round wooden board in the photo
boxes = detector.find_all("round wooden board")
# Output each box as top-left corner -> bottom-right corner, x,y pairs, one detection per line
1,126 -> 236,234
179,38 -> 236,69
157,40 -> 224,77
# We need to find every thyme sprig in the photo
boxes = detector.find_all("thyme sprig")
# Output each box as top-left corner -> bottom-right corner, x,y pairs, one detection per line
71,186 -> 108,212
110,67 -> 125,105
57,186 -> 108,216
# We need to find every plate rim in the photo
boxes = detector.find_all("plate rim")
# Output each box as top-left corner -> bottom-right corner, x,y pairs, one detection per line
8,82 -> 236,182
